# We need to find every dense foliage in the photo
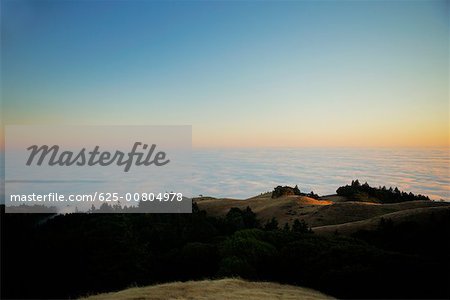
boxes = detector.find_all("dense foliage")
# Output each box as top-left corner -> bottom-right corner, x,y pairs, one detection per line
1,203 -> 448,299
271,185 -> 319,199
336,179 -> 430,203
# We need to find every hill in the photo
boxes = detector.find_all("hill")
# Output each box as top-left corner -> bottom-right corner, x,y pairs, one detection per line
313,205 -> 450,235
83,278 -> 333,300
195,192 -> 448,227
195,194 -> 331,226
3,190 -> 449,299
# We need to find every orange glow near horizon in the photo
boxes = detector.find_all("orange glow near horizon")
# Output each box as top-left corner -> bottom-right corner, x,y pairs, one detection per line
0,122 -> 448,150
191,122 -> 449,148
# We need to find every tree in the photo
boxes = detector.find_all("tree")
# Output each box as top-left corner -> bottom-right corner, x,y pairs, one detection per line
264,217 -> 279,230
242,206 -> 259,228
226,207 -> 245,230
292,219 -> 309,233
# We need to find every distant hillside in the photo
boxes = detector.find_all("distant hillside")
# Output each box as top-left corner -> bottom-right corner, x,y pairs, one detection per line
195,191 -> 448,227
313,205 -> 450,235
306,199 -> 449,227
83,278 -> 333,300
195,194 -> 331,226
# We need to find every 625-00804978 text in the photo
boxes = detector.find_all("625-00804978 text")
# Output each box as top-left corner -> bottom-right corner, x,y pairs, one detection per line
9,192 -> 184,202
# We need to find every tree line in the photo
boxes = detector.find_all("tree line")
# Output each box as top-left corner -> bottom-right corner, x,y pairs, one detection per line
336,179 -> 430,203
1,203 -> 448,299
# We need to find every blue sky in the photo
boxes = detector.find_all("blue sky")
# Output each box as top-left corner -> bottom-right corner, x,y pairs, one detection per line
1,0 -> 448,147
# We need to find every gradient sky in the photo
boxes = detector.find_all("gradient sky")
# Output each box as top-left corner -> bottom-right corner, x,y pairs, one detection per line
1,0 -> 449,148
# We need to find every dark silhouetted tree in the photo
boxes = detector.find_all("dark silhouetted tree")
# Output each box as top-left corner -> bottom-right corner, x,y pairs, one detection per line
264,217 -> 279,230
292,219 -> 309,233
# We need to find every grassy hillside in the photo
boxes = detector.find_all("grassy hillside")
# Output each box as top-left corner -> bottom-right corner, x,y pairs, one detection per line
195,194 -> 331,226
313,205 -> 450,235
83,278 -> 333,300
195,193 -> 449,227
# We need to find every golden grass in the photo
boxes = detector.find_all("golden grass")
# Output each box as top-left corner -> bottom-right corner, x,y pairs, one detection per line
307,200 -> 450,227
82,278 -> 333,300
195,195 -> 333,225
196,192 -> 449,227
313,206 -> 450,235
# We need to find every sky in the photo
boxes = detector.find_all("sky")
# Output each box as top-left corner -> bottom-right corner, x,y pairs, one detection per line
1,0 -> 449,148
